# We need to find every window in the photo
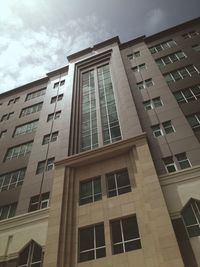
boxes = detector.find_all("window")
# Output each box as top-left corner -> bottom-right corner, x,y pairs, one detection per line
0,203 -> 17,220
29,192 -> 50,212
14,120 -> 38,137
181,199 -> 200,237
110,215 -> 141,255
8,99 -> 14,105
132,63 -> 146,72
162,121 -> 175,134
127,54 -> 133,60
36,158 -> 55,174
174,85 -> 200,103
0,130 -> 7,139
182,31 -> 199,39
149,39 -> 177,54
54,82 -> 59,88
1,112 -> 14,122
26,87 -> 46,101
79,223 -> 106,262
106,169 -> 131,197
80,65 -> 121,151
42,131 -> 59,145
176,153 -> 191,169
192,44 -> 200,52
164,65 -> 199,84
53,80 -> 65,88
0,168 -> 26,192
20,102 -> 43,117
156,51 -> 186,67
187,113 -> 200,130
60,80 -> 65,86
163,157 -> 177,173
151,124 -> 163,137
143,97 -> 163,110
79,177 -> 101,205
137,78 -> 154,90
5,142 -> 33,161
127,51 -> 140,60
47,110 -> 61,122
18,241 -> 43,267
51,94 -> 63,103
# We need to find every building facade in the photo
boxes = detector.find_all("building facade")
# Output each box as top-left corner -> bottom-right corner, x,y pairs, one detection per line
0,17 -> 199,267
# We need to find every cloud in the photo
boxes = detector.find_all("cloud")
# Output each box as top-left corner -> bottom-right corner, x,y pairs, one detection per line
0,2 -> 112,94
145,8 -> 166,34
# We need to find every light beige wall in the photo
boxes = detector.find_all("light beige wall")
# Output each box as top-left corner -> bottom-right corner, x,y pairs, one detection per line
0,209 -> 49,262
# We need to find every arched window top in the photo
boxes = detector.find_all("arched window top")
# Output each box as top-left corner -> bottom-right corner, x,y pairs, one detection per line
18,240 -> 43,267
181,198 -> 200,238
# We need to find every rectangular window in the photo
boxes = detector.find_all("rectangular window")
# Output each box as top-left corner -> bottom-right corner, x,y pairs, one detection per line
143,97 -> 163,110
8,99 -> 14,105
79,223 -> 106,262
0,203 -> 17,220
98,65 -> 122,145
163,157 -> 177,173
151,124 -> 163,137
192,44 -> 200,52
134,51 -> 140,57
53,80 -> 65,88
1,112 -> 14,122
132,63 -> 146,72
149,39 -> 177,54
0,130 -> 7,139
176,153 -> 191,169
174,85 -> 200,103
162,121 -> 175,134
20,102 -> 43,117
47,110 -> 61,122
0,168 -> 26,192
51,94 -> 63,103
60,80 -> 65,86
137,78 -> 154,90
14,120 -> 38,137
110,215 -> 141,255
187,113 -> 200,129
182,31 -> 199,39
29,192 -> 50,212
156,51 -> 186,67
36,157 -> 55,174
26,87 -> 46,101
164,65 -> 199,84
42,131 -> 59,145
182,199 -> 200,237
79,176 -> 102,205
5,141 -> 33,161
106,169 -> 131,198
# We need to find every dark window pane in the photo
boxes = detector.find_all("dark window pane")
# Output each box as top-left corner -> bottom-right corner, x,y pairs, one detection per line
111,220 -> 122,243
125,240 -> 141,252
122,216 -> 139,241
80,250 -> 94,262
113,244 -> 123,254
95,224 -> 105,247
19,246 -> 29,264
80,227 -> 94,251
182,205 -> 197,226
96,248 -> 106,258
32,244 -> 42,263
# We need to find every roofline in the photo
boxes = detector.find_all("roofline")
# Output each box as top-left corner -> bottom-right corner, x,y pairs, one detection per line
119,35 -> 145,49
67,36 -> 120,61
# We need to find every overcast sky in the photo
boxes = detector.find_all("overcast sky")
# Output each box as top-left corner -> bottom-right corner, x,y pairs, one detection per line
0,0 -> 199,94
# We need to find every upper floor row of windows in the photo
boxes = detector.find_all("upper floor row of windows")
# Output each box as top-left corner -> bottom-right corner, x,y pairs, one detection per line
0,79 -> 65,107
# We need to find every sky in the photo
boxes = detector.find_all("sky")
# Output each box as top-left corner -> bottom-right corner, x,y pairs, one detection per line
0,0 -> 199,94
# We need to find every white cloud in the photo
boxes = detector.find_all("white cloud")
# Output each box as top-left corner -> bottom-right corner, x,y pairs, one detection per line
145,8 -> 166,34
0,2 -> 112,94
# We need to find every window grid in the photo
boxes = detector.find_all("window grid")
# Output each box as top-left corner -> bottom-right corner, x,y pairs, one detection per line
164,65 -> 199,84
0,203 -> 17,220
47,111 -> 61,122
162,121 -> 175,134
163,157 -> 177,173
182,31 -> 199,39
187,113 -> 200,129
18,241 -> 43,267
156,51 -> 186,67
1,112 -> 14,122
176,153 -> 191,169
98,65 -> 122,145
174,85 -> 200,103
36,158 -> 55,174
143,97 -> 163,110
151,125 -> 163,137
182,199 -> 200,238
29,192 -> 50,212
111,215 -> 141,255
51,94 -> 63,103
14,120 -> 38,137
137,78 -> 154,90
149,40 -> 177,54
0,168 -> 26,192
0,130 -> 7,139
79,177 -> 102,205
42,131 -> 59,145
26,87 -> 46,101
132,63 -> 146,72
79,224 -> 106,262
81,70 -> 98,151
20,102 -> 43,117
5,142 -> 33,161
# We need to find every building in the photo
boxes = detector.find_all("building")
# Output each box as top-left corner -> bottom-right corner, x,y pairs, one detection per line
0,17 -> 199,267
